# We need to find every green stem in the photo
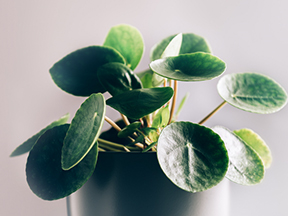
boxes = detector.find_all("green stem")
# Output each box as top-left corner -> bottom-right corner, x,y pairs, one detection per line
168,80 -> 178,125
198,101 -> 227,125
98,138 -> 141,151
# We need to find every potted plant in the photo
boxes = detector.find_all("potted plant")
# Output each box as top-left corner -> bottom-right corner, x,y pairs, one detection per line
11,24 -> 287,216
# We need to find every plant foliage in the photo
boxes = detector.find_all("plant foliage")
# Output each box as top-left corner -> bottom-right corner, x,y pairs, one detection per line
12,24 -> 287,200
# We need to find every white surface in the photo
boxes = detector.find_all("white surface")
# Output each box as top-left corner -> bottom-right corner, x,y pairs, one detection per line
1,0 -> 288,215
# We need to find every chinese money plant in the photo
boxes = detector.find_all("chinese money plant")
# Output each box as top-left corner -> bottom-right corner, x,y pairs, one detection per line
11,24 -> 287,200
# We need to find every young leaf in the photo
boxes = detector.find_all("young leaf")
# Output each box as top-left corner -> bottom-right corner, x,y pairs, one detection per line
150,33 -> 211,61
104,24 -> 144,70
62,93 -> 105,170
26,124 -> 97,200
217,73 -> 288,114
234,128 -> 272,168
212,126 -> 265,185
137,69 -> 164,88
97,62 -> 142,96
150,52 -> 226,81
142,141 -> 157,153
161,33 -> 182,58
106,87 -> 174,119
157,122 -> 229,192
117,121 -> 142,138
10,113 -> 70,157
152,106 -> 170,128
49,46 -> 125,96
173,92 -> 189,121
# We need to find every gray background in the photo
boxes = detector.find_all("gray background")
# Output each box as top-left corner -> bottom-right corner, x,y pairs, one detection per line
1,0 -> 288,215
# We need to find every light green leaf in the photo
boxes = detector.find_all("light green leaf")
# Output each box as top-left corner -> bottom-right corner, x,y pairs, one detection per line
213,126 -> 265,185
142,142 -> 157,153
217,73 -> 288,114
157,122 -> 229,192
10,113 -> 70,157
26,124 -> 97,200
104,24 -> 144,70
97,62 -> 142,96
117,121 -> 142,138
161,33 -> 182,58
234,128 -> 272,168
150,33 -> 211,61
62,93 -> 105,170
49,46 -> 125,96
152,106 -> 170,128
173,92 -> 189,121
106,87 -> 174,119
150,52 -> 226,81
137,69 -> 164,88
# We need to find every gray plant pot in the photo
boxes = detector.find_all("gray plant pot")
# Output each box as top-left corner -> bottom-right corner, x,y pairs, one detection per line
67,152 -> 230,216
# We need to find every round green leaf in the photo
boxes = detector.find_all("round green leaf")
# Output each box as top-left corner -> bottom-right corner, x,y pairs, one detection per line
160,33 -> 182,58
212,126 -> 265,185
26,124 -> 97,200
152,106 -> 170,128
97,62 -> 142,96
157,122 -> 229,192
117,121 -> 142,138
217,73 -> 288,114
106,87 -> 174,119
150,33 -> 211,61
49,46 -> 125,96
234,128 -> 272,168
104,24 -> 144,70
10,113 -> 70,157
150,52 -> 226,81
62,93 -> 105,170
137,69 -> 164,88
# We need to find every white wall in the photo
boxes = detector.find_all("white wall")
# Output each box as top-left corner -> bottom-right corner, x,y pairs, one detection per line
1,0 -> 288,215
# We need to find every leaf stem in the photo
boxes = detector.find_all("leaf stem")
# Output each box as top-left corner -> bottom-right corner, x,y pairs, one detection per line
105,116 -> 121,131
198,101 -> 227,125
98,138 -> 140,151
121,113 -> 130,126
168,80 -> 178,125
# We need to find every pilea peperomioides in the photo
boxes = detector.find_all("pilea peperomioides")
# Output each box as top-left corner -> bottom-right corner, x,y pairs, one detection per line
11,24 -> 287,200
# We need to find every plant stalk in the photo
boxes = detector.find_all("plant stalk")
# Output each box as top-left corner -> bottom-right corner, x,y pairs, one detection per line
168,80 -> 178,125
105,116 -> 122,131
121,113 -> 130,126
198,101 -> 227,125
98,138 -> 141,151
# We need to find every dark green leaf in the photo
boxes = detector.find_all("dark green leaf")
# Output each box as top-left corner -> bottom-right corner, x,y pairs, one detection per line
217,73 -> 288,114
49,46 -> 125,96
62,93 -> 105,170
117,121 -> 142,138
152,106 -> 170,128
213,126 -> 265,185
26,124 -> 97,200
106,87 -> 174,119
97,62 -> 142,96
157,122 -> 229,192
10,113 -> 70,157
150,52 -> 226,81
234,128 -> 272,168
150,33 -> 211,61
103,24 -> 144,70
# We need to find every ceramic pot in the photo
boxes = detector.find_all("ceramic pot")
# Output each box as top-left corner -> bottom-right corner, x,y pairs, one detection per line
67,152 -> 230,216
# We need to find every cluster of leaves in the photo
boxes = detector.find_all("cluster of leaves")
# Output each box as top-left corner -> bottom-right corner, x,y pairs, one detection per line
11,24 -> 287,200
